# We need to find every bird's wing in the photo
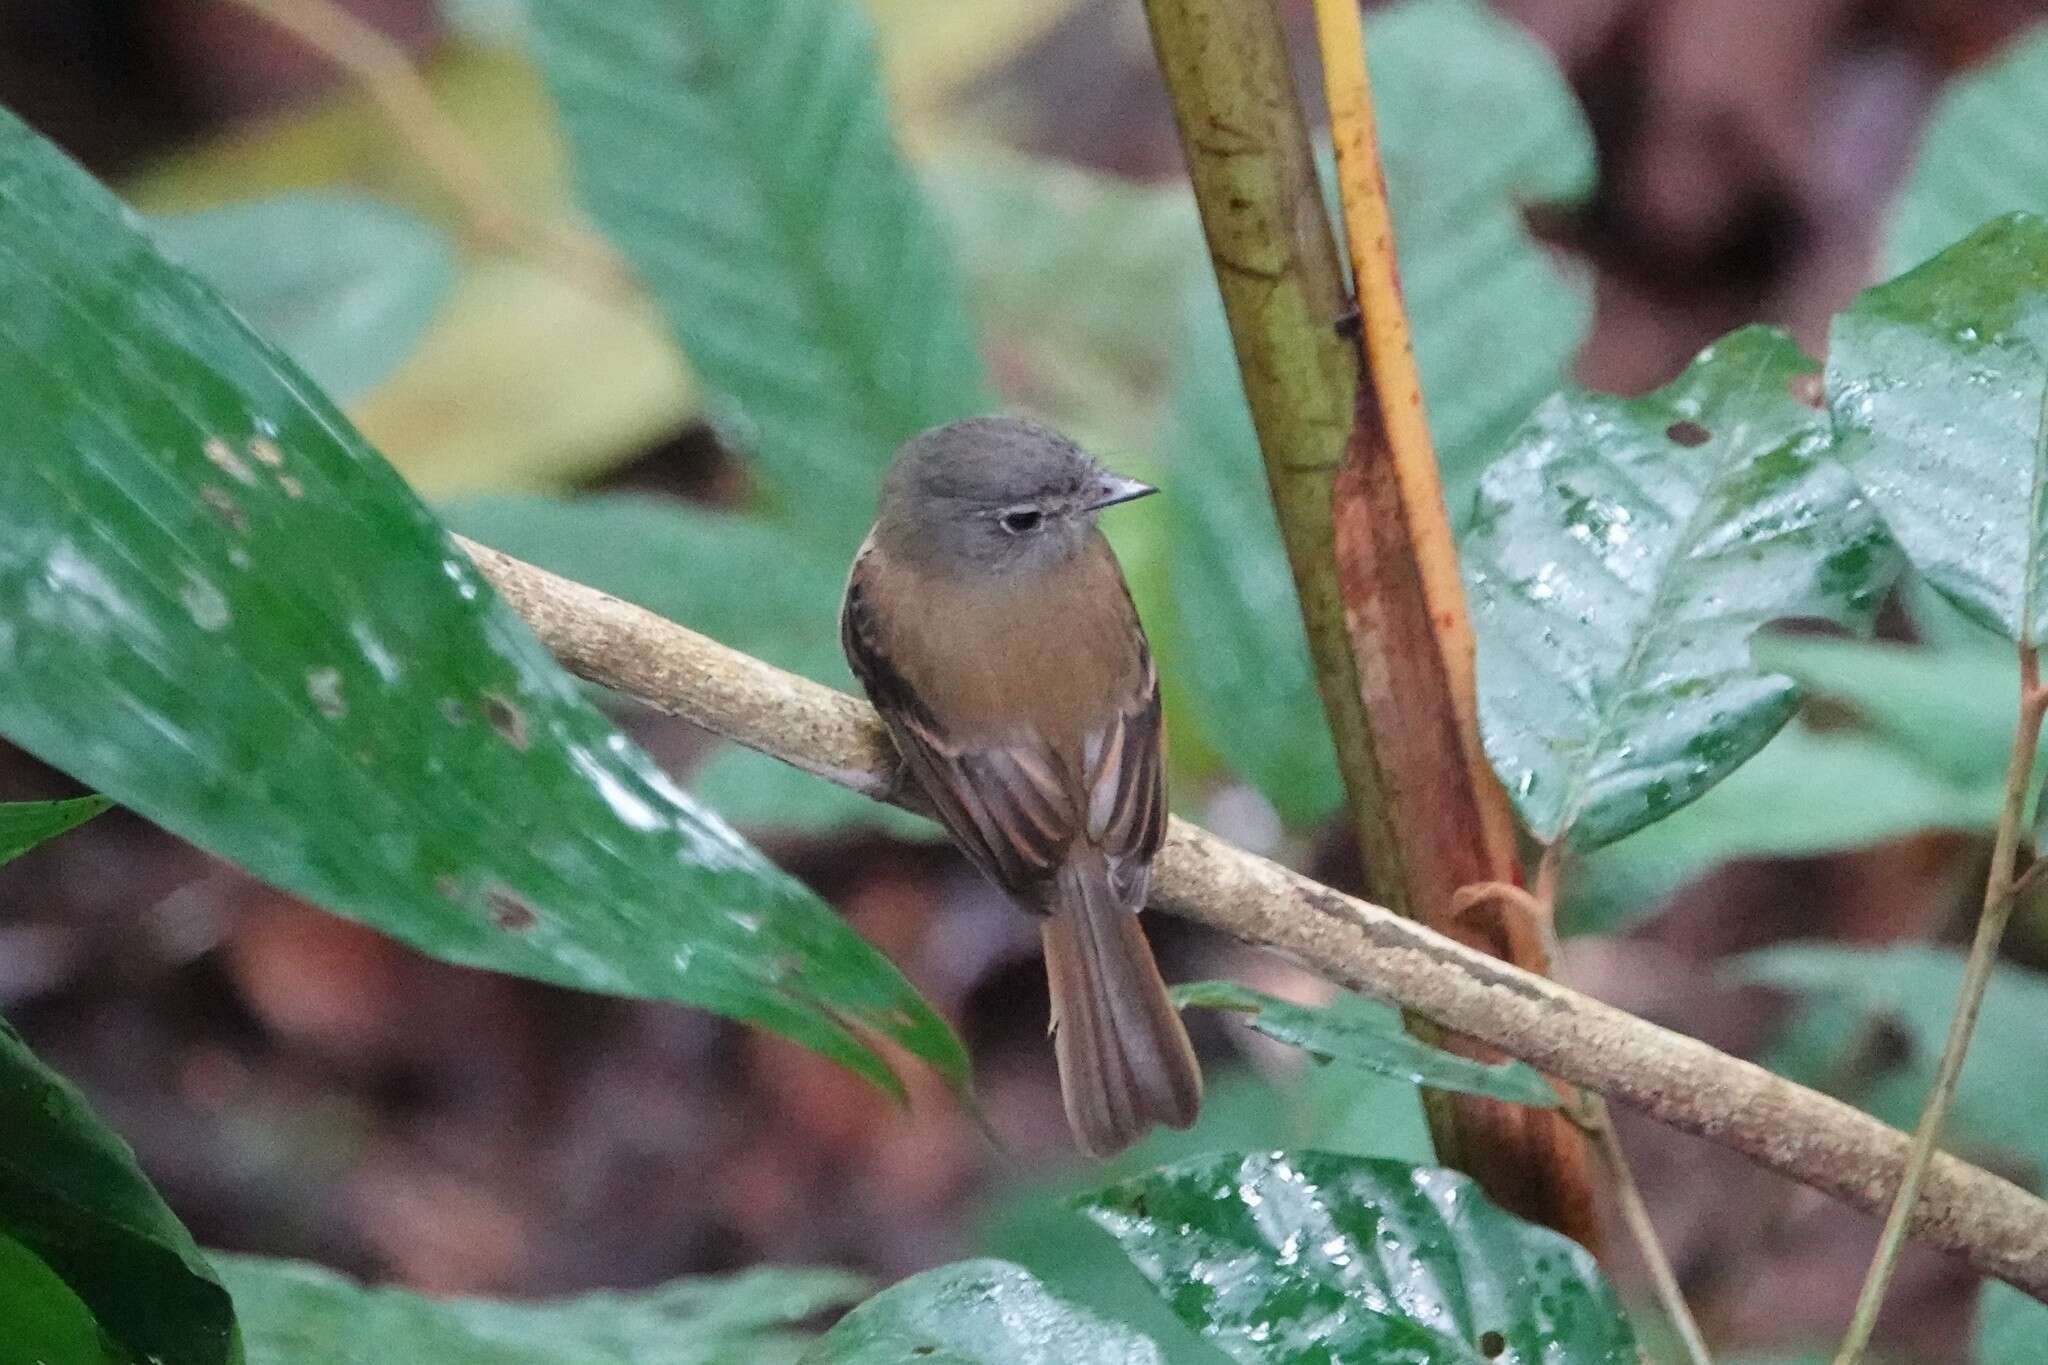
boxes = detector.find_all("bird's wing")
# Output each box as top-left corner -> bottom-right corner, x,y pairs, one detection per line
841,551 -> 1073,895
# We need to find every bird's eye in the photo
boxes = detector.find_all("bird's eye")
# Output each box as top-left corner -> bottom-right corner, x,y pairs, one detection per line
998,508 -> 1043,534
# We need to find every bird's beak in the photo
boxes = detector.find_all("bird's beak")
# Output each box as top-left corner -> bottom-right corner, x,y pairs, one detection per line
1087,475 -> 1158,511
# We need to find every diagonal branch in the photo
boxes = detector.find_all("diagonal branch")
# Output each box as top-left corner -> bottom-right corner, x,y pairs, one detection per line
457,534 -> 2048,1306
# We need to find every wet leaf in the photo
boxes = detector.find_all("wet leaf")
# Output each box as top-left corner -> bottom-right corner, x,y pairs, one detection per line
1885,26 -> 2048,277
1736,945 -> 2048,1168
529,0 -> 993,537
0,795 -> 112,866
1829,212 -> 2048,644
226,1255 -> 866,1365
1078,1151 -> 1637,1364
1467,327 -> 1898,849
146,193 -> 457,404
1172,981 -> 1561,1109
0,109 -> 965,1099
0,1021 -> 238,1364
803,1259 -> 1165,1365
1166,0 -> 1594,825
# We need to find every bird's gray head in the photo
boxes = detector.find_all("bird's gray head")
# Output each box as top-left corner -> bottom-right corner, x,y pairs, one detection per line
873,416 -> 1155,577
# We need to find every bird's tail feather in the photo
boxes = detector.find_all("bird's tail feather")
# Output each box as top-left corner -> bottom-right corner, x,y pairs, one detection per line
1041,857 -> 1202,1157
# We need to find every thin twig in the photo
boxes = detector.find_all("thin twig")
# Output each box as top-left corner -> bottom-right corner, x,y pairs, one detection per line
223,0 -> 631,300
1833,645 -> 2047,1363
1540,846 -> 1714,1365
456,535 -> 2048,1304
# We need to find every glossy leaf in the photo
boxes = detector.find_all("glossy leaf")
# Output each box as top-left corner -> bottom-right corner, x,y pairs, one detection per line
0,1021 -> 237,1364
1468,326 -> 1897,849
0,109 -> 965,1098
1172,981 -> 1560,1110
146,193 -> 456,404
975,1071 -> 1432,1365
1078,1151 -> 1637,1364
1828,212 -> 2048,644
225,1255 -> 866,1365
1885,26 -> 2048,277
1566,719 -> 1997,934
528,0 -> 993,535
1736,945 -> 2048,1166
1167,0 -> 1594,825
440,493 -> 928,835
803,1259 -> 1164,1365
0,795 -> 112,866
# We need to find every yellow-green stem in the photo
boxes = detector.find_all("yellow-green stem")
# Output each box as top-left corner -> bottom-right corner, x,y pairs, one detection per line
1833,646 -> 2045,1364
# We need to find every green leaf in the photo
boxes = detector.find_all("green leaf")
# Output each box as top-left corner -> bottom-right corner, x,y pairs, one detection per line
439,493 -> 930,835
1828,212 -> 2048,644
1566,719 -> 1997,934
1735,944 -> 2048,1166
1751,634 -> 2021,789
1467,326 -> 1898,849
146,193 -> 456,404
224,1254 -> 866,1365
1165,0 -> 1593,825
926,150 -> 1200,449
1885,26 -> 2048,278
1369,0 -> 1596,517
0,108 -> 964,1098
0,794 -> 112,866
1172,981 -> 1560,1109
803,1259 -> 1164,1365
1078,1151 -> 1637,1364
0,1021 -> 237,1364
1977,1280 -> 2048,1365
528,0 -> 993,534
0,1229 -> 117,1365
974,1070 -> 1432,1365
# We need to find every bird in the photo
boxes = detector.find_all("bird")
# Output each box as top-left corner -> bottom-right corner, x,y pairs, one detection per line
840,415 -> 1202,1156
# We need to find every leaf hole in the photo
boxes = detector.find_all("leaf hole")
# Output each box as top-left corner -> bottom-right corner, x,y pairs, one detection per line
1478,1329 -> 1507,1357
482,693 -> 529,749
1665,420 -> 1710,447
199,485 -> 250,533
487,886 -> 539,931
911,1348 -> 936,1358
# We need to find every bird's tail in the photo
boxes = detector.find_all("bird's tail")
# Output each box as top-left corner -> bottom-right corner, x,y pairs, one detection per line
1041,855 -> 1202,1157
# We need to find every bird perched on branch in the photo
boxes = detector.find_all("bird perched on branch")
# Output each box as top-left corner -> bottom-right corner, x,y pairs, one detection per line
841,416 -> 1201,1156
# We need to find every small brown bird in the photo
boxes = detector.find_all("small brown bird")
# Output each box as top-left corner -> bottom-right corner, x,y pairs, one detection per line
841,416 -> 1202,1156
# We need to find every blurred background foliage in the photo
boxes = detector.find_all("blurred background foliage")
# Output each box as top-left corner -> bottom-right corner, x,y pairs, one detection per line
10,0 -> 2048,1360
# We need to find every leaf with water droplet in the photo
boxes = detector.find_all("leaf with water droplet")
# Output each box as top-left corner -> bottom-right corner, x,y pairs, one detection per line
1077,1152 -> 1636,1364
1466,326 -> 1899,849
1172,981 -> 1560,1109
1829,212 -> 2048,645
0,1020 -> 238,1362
804,1260 -> 1166,1365
0,108 -> 966,1101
